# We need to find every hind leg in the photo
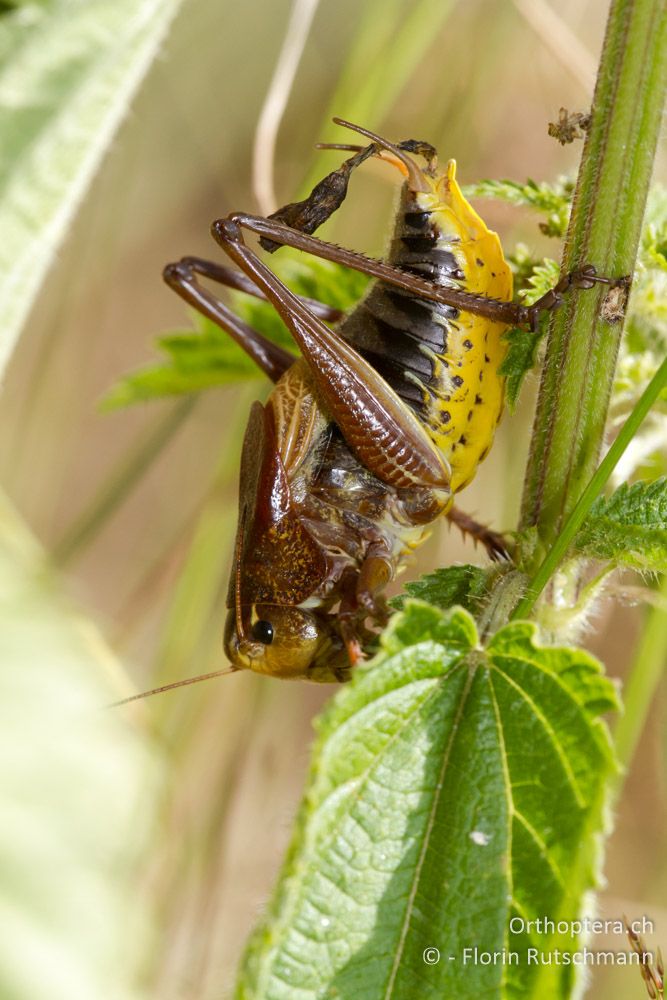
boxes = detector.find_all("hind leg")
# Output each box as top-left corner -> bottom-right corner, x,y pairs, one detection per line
447,506 -> 511,561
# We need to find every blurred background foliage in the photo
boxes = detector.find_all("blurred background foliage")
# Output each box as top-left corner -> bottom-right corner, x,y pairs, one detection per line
0,0 -> 665,997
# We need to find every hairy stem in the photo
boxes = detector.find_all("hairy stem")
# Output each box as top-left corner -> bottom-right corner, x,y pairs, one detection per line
519,0 -> 667,567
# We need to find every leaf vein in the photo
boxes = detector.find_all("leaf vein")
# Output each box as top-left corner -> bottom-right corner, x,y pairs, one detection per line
490,660 -> 586,808
383,664 -> 477,999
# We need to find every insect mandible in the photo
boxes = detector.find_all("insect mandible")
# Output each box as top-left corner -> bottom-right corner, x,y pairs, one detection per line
163,118 -> 617,684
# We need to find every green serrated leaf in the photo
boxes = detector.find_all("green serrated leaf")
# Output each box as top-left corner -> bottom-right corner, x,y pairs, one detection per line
0,0 -> 184,377
391,564 -> 490,614
640,184 -> 667,271
574,478 -> 667,570
499,326 -> 544,411
107,256 -> 368,408
102,363 -> 248,409
465,177 -> 574,238
236,603 -> 618,1000
270,255 -> 371,311
497,257 -> 560,410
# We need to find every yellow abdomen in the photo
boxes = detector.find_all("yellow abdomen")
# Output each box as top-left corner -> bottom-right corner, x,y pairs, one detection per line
415,161 -> 513,495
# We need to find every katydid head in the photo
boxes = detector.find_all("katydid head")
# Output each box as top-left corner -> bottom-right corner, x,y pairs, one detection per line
223,604 -> 350,682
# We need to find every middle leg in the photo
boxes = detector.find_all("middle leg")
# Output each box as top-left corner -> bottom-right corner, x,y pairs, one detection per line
163,255 -> 344,384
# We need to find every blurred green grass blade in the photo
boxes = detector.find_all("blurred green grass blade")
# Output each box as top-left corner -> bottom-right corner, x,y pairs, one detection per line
153,475 -> 236,702
301,0 -> 454,192
0,0 -> 184,377
54,397 -> 195,566
0,489 -> 162,1000
150,391 -> 256,723
613,573 -> 667,779
237,604 -> 617,1000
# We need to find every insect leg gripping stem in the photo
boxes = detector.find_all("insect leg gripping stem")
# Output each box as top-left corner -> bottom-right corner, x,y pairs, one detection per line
217,213 -> 628,331
520,265 -> 630,332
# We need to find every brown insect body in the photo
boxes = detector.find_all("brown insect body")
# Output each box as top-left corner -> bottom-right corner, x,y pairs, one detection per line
163,119 -> 619,686
225,175 -> 501,681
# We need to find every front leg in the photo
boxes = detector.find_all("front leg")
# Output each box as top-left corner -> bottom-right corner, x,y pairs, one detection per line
338,551 -> 392,665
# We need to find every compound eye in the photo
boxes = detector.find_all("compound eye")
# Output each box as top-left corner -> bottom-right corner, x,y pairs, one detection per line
251,619 -> 274,645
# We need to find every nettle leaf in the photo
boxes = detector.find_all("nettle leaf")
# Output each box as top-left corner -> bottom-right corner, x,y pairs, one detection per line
499,257 -> 560,410
640,183 -> 667,271
106,256 -> 369,407
575,478 -> 667,570
391,564 -> 490,614
236,603 -> 618,1000
273,255 -> 370,312
465,177 -> 574,238
515,257 -> 562,306
500,325 -> 544,411
101,321 -> 291,408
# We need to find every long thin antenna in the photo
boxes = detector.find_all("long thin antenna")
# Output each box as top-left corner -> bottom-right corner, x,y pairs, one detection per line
109,667 -> 238,708
315,142 -> 365,153
235,507 -> 247,642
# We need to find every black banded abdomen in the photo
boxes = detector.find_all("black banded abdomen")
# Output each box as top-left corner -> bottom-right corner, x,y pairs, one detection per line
336,194 -> 462,420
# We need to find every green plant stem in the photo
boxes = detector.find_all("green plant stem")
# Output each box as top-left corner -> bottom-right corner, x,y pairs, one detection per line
53,397 -> 195,566
512,353 -> 667,620
519,0 -> 667,563
613,574 -> 667,778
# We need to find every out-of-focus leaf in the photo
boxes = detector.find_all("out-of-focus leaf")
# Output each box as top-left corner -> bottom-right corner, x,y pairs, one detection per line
101,324 -> 284,408
500,325 -> 544,411
106,257 -> 369,407
0,490 -> 161,1000
574,478 -> 667,571
0,0 -> 184,376
236,603 -> 618,1000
